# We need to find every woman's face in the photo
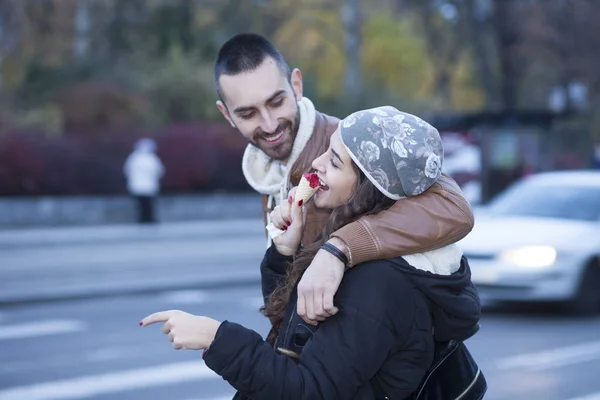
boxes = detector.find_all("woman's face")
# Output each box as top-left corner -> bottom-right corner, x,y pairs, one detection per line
311,129 -> 358,209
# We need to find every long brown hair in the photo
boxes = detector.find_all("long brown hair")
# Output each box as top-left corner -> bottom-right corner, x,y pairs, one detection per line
261,165 -> 396,343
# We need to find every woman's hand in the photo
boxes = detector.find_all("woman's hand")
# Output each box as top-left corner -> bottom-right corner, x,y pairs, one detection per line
140,310 -> 221,350
269,187 -> 306,256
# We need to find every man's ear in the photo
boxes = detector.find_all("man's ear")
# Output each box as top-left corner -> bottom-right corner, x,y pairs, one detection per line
290,68 -> 303,102
216,101 -> 236,128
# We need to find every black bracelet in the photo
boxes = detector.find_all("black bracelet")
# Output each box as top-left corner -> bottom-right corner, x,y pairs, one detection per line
321,242 -> 349,266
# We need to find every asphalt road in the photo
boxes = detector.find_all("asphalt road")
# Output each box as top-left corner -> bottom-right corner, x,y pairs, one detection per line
2,220 -> 600,399
1,286 -> 600,400
0,220 -> 266,304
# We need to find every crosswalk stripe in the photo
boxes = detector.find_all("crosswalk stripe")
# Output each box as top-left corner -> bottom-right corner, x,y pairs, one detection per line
181,397 -> 234,400
0,361 -> 219,400
0,319 -> 86,341
567,393 -> 600,400
497,339 -> 600,371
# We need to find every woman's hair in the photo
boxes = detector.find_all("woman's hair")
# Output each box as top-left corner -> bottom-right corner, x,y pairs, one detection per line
261,163 -> 396,343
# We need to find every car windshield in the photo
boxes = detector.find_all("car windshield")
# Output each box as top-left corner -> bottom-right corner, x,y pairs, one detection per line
487,180 -> 600,221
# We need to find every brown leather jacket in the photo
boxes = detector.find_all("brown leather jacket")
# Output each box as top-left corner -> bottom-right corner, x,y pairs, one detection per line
260,110 -> 474,266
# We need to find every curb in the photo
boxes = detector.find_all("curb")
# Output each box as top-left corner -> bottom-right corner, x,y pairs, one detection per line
0,274 -> 262,307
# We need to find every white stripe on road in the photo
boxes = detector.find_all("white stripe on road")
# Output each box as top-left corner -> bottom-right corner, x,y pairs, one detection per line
0,319 -> 86,340
182,397 -> 234,400
0,361 -> 219,400
497,339 -> 600,371
567,393 -> 600,400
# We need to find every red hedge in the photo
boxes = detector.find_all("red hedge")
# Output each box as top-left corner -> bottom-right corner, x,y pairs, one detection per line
0,123 -> 252,196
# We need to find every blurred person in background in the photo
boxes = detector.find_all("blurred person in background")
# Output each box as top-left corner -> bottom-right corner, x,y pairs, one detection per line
211,33 -> 475,325
123,138 -> 165,224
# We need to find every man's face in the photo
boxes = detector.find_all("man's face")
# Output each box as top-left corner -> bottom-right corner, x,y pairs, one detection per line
217,58 -> 303,162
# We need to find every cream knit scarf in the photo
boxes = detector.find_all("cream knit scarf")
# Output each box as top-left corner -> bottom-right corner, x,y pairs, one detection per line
241,97 -> 317,208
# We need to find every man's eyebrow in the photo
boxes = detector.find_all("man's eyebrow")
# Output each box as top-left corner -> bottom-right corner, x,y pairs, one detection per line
266,89 -> 286,103
233,90 -> 287,114
331,148 -> 345,165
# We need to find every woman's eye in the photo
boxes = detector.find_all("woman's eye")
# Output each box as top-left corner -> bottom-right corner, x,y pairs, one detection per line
330,159 -> 339,169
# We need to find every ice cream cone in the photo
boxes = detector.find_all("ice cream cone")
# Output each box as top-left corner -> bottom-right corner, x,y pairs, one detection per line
292,173 -> 321,213
265,173 -> 322,239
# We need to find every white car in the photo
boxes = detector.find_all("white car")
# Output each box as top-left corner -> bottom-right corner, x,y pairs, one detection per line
458,170 -> 600,314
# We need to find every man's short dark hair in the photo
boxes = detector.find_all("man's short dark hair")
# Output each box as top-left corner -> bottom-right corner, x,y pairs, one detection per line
214,33 -> 291,103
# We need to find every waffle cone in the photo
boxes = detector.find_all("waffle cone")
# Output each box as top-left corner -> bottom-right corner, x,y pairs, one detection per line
292,176 -> 320,212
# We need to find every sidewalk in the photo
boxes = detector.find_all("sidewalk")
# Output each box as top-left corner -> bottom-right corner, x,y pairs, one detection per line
0,218 -> 265,248
0,219 -> 268,305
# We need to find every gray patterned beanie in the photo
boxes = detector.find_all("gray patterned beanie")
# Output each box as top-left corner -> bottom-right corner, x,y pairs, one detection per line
339,106 -> 443,199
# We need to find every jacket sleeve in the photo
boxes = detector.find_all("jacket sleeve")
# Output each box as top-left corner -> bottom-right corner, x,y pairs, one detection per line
260,245 -> 293,303
203,310 -> 397,400
332,174 -> 474,266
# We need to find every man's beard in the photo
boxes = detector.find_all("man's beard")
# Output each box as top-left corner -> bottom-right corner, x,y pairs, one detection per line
251,110 -> 300,161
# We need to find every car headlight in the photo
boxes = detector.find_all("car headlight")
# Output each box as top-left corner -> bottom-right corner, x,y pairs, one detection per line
498,245 -> 557,268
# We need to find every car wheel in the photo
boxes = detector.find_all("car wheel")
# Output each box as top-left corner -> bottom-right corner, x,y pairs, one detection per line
567,262 -> 600,316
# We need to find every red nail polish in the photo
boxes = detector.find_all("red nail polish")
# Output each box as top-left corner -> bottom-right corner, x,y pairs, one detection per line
288,195 -> 293,203
282,225 -> 288,231
139,322 -> 143,326
298,200 -> 303,206
285,220 -> 291,225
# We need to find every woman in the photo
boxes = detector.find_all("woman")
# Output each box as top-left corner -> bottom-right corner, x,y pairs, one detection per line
141,106 -> 481,399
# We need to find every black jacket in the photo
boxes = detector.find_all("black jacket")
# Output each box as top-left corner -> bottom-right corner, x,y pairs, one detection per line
203,245 -> 481,399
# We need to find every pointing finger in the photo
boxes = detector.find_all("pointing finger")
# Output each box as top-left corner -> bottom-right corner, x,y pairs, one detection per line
140,310 -> 177,327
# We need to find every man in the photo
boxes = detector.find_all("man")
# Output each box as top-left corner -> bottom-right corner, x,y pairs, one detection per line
214,33 -> 474,324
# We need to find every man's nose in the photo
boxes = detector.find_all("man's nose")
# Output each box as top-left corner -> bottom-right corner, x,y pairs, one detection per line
260,112 -> 279,133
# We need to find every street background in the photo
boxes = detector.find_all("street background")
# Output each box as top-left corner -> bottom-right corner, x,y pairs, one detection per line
1,220 -> 600,400
2,1 -> 600,399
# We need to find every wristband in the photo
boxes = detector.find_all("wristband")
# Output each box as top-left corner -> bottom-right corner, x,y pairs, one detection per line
321,242 -> 349,266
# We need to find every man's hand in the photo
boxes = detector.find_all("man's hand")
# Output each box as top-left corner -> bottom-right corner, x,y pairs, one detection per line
140,310 -> 221,350
296,237 -> 348,325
